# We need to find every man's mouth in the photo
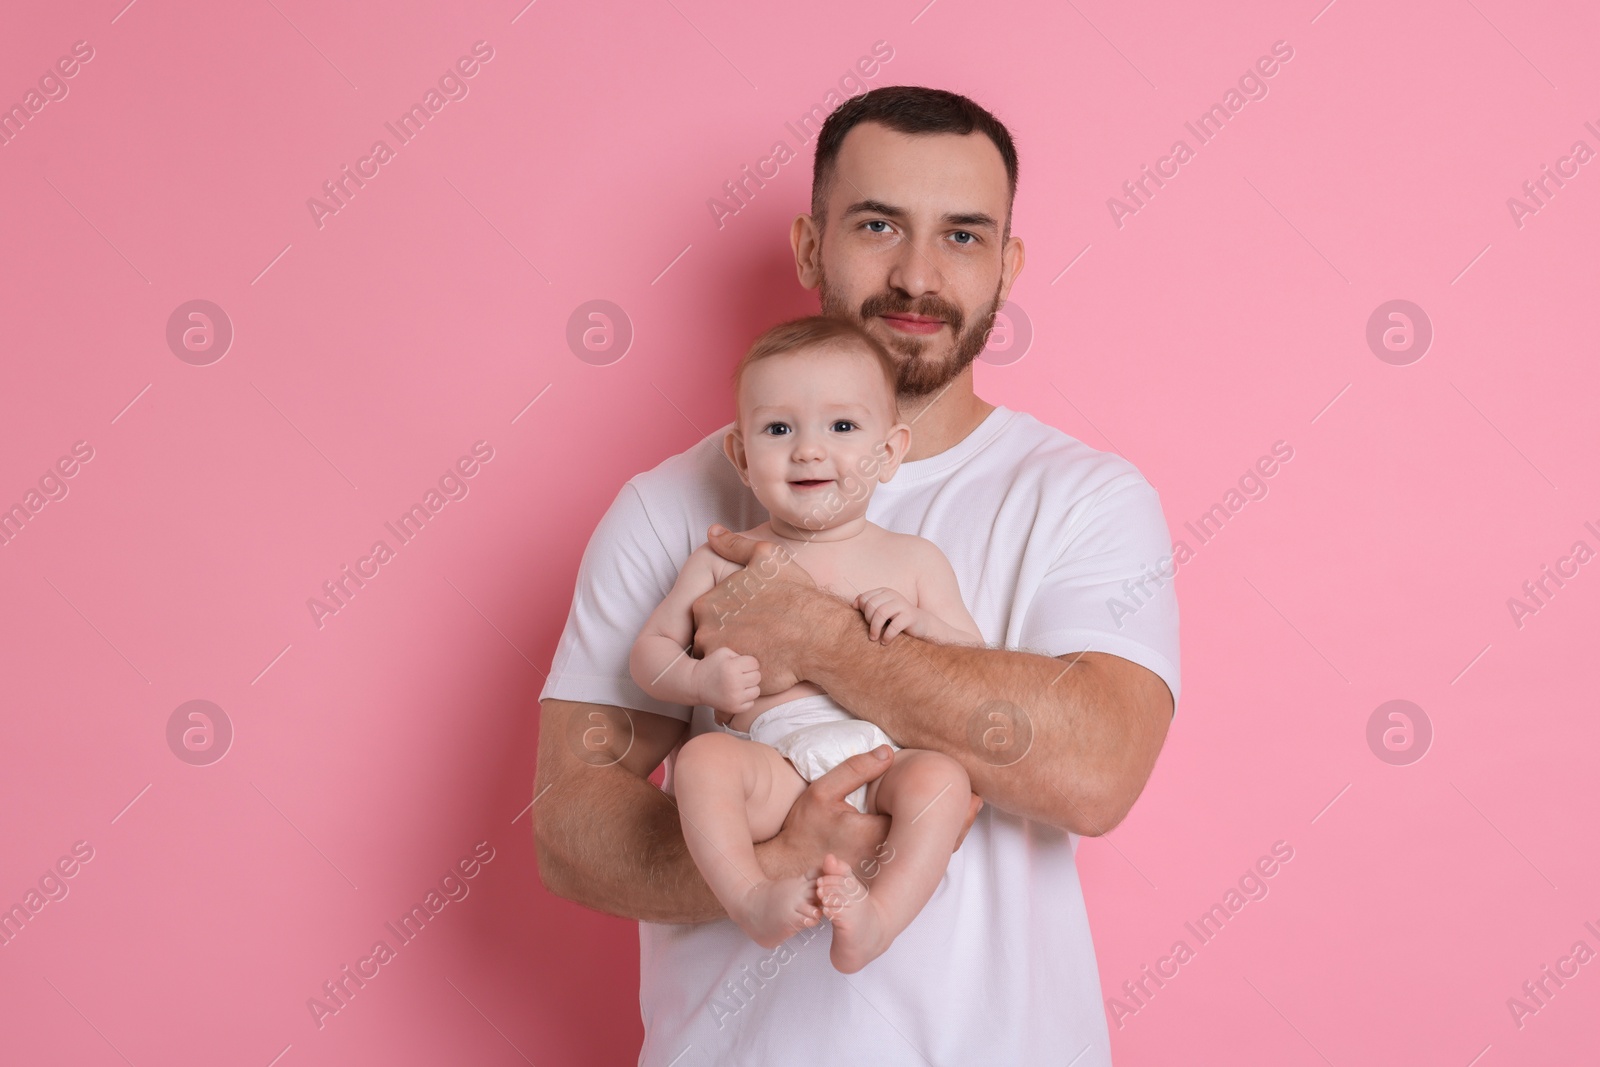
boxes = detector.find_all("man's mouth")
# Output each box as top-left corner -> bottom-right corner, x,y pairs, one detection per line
880,313 -> 946,335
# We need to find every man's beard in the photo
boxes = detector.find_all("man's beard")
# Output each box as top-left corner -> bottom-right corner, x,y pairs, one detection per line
819,269 -> 1003,398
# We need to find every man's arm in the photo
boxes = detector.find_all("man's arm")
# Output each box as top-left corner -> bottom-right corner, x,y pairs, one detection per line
691,527 -> 1173,835
533,698 -> 902,922
815,609 -> 1170,834
534,700 -> 719,922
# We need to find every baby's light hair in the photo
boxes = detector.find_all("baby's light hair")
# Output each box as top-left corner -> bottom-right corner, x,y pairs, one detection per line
731,315 -> 899,425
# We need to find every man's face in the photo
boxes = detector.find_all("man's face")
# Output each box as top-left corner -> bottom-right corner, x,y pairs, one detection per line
728,344 -> 907,532
803,123 -> 1021,398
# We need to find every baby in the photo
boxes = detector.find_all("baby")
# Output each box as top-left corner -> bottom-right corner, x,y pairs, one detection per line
629,315 -> 984,974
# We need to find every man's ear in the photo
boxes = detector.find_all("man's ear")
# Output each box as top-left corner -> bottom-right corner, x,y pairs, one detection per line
997,233 -> 1026,306
874,422 -> 913,483
723,429 -> 752,487
791,214 -> 822,291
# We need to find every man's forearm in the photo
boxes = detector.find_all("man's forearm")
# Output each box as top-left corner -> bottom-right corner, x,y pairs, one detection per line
538,776 -> 822,924
536,762 -> 726,924
534,726 -> 806,923
800,592 -> 1171,834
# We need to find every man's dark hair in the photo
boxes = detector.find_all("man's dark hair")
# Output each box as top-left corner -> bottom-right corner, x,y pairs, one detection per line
811,86 -> 1019,236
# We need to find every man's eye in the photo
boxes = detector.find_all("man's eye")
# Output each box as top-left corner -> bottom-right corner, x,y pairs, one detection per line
831,420 -> 857,433
950,231 -> 977,245
864,220 -> 892,233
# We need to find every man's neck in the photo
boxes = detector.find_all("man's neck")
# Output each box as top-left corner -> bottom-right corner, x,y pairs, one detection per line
896,367 -> 996,461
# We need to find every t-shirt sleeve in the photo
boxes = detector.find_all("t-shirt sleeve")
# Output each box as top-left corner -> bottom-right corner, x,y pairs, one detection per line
1018,476 -> 1182,709
538,480 -> 695,721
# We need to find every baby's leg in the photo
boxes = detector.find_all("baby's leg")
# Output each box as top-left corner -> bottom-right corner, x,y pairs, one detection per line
817,748 -> 970,973
673,730 -> 820,948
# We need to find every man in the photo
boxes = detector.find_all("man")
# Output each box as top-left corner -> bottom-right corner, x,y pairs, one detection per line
535,86 -> 1180,1065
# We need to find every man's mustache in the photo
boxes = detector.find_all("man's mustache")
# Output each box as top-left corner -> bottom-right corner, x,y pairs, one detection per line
858,293 -> 966,335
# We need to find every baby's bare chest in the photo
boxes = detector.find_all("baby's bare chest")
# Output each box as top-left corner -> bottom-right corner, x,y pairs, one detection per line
766,538 -> 923,605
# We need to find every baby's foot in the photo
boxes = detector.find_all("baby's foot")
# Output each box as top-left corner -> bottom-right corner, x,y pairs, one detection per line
817,852 -> 891,973
733,876 -> 821,949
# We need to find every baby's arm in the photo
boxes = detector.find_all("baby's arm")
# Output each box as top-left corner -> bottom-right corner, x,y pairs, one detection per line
856,539 -> 985,647
629,545 -> 762,716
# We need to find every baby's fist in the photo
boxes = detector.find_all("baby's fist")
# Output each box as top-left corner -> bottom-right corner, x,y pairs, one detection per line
855,587 -> 925,644
692,646 -> 761,716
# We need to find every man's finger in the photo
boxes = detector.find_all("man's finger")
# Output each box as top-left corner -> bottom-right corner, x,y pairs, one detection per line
954,794 -> 984,851
809,745 -> 895,803
707,523 -> 761,565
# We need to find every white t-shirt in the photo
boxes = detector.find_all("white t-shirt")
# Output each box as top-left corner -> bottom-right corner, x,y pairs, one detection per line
540,405 -> 1181,1066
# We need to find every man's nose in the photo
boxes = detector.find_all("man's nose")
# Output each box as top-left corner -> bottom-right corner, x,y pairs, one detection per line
886,233 -> 944,299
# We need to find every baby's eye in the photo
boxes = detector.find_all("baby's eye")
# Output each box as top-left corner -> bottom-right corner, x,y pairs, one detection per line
831,420 -> 857,433
763,422 -> 791,436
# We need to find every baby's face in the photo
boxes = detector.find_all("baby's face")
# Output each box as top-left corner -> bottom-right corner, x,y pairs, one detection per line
731,344 -> 907,533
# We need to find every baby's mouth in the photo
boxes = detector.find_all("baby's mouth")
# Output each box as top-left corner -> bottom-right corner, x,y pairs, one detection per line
789,478 -> 833,490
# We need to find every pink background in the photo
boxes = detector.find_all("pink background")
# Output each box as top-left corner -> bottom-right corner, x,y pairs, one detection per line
2,0 -> 1596,1063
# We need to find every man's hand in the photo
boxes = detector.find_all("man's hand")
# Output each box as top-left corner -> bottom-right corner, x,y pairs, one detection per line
767,747 -> 892,878
689,646 -> 761,719
761,746 -> 986,880
692,524 -> 827,694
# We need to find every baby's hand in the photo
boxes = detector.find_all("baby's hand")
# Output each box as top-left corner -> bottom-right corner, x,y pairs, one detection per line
691,646 -> 761,716
855,587 -> 930,644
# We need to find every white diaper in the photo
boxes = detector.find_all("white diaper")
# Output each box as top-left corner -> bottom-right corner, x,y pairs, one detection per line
714,693 -> 897,814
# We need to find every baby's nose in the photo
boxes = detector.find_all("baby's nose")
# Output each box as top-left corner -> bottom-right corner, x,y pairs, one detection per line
791,435 -> 826,459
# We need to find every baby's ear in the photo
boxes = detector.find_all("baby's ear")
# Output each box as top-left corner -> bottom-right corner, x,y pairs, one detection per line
875,423 -> 912,482
723,430 -> 752,487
